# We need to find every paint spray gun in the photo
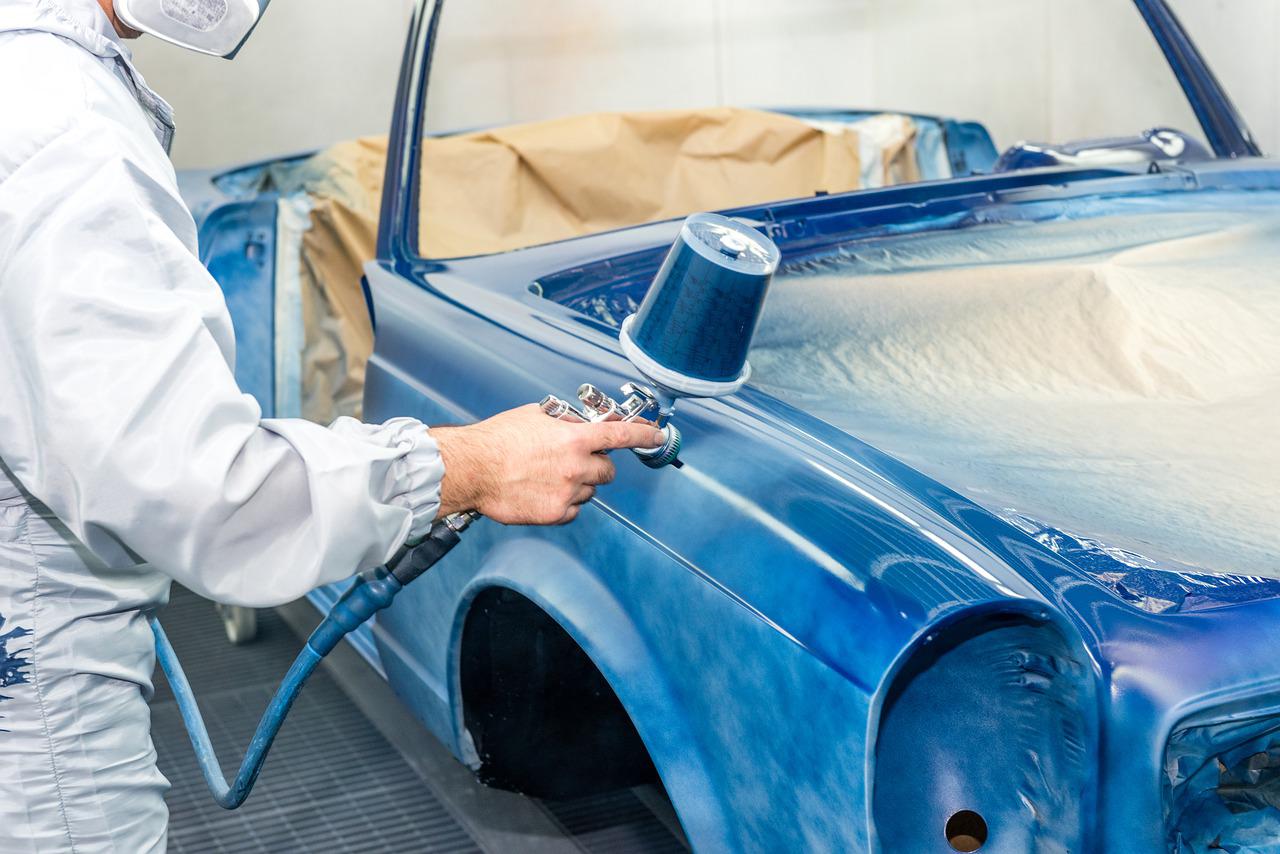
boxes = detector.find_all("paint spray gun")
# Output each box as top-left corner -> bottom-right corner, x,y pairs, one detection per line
154,212 -> 778,809
540,212 -> 780,470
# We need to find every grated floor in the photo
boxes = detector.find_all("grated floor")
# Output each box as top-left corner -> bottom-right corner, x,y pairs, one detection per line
150,587 -> 687,853
150,588 -> 480,854
540,790 -> 688,854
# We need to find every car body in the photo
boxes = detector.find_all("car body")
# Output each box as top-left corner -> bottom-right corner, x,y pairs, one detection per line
180,1 -> 1280,851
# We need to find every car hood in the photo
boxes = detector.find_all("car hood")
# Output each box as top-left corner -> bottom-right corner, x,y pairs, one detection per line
747,198 -> 1280,599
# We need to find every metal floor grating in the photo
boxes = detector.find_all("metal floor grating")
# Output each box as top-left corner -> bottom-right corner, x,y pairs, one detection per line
151,587 -> 688,853
541,790 -> 689,853
151,588 -> 481,853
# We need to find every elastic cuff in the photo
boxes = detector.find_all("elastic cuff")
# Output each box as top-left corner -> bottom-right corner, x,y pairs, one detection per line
332,416 -> 444,541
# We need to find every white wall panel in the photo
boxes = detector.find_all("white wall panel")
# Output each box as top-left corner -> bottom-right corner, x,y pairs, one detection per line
868,0 -> 1050,150
133,0 -> 1276,169
132,0 -> 416,168
425,0 -> 719,134
1047,0 -> 1200,145
1168,0 -> 1278,154
715,0 -> 875,110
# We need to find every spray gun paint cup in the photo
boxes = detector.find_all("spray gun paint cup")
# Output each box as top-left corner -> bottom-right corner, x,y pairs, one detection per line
620,212 -> 781,401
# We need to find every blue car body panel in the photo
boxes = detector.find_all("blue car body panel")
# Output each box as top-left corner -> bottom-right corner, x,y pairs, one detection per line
358,163 -> 1280,852
193,196 -> 277,418
761,108 -> 999,179
183,1 -> 1280,850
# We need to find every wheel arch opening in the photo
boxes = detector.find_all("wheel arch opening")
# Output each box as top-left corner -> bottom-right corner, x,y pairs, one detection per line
458,586 -> 660,800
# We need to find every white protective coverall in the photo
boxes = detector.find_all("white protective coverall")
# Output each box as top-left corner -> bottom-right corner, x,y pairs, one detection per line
0,1 -> 445,849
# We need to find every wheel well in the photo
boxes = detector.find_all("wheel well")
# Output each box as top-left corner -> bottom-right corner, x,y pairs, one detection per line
459,587 -> 659,800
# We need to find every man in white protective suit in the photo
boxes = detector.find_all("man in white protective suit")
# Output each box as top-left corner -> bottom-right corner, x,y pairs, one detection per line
0,1 -> 666,849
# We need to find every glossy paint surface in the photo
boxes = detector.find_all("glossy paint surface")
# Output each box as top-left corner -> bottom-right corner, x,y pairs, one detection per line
359,163 -> 1280,850
185,2 -> 1280,849
1166,704 -> 1280,852
368,9 -> 1280,846
873,615 -> 1095,852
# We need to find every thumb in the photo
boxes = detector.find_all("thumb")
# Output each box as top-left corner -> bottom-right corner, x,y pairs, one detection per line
584,421 -> 667,452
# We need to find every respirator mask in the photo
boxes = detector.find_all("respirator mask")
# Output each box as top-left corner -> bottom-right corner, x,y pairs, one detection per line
113,0 -> 272,58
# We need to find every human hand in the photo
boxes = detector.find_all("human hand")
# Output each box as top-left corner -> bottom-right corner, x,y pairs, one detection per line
432,404 -> 665,525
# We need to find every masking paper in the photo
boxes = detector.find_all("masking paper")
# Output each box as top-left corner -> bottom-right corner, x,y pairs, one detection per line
750,203 -> 1280,578
265,107 -> 920,422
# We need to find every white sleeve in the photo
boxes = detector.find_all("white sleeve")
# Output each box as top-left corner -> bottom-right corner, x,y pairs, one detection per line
0,114 -> 443,607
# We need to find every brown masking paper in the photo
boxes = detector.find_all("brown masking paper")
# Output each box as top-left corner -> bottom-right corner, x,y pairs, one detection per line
264,107 -> 919,421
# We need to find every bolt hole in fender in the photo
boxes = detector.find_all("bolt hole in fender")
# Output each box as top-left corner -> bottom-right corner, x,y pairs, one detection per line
946,810 -> 989,852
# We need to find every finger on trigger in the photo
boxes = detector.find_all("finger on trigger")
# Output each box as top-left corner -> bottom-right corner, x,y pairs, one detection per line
587,420 -> 666,452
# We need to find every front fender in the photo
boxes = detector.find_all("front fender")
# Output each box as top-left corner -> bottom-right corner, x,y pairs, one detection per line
374,488 -> 884,851
447,533 -> 735,850
362,258 -> 1072,850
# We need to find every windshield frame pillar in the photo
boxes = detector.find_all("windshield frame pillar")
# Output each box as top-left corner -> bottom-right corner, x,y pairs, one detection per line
1132,0 -> 1262,159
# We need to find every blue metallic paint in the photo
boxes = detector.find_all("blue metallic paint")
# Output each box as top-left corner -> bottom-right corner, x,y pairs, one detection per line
941,120 -> 1000,177
356,201 -> 1280,847
873,613 -> 1097,851
365,4 -> 1280,834
183,1 -> 1280,849
195,198 -> 277,415
198,170 -> 1280,849
1166,701 -> 1280,851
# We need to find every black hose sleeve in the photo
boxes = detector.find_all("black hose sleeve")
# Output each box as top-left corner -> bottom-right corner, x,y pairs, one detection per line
387,519 -> 464,586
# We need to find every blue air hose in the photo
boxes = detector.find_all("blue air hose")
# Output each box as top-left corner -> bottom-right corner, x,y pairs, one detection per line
150,512 -> 477,809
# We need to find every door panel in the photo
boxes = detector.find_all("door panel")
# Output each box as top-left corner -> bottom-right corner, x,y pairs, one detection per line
199,198 -> 277,415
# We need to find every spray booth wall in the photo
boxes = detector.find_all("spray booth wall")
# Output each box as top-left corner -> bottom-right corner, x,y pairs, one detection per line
133,0 -> 1279,171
